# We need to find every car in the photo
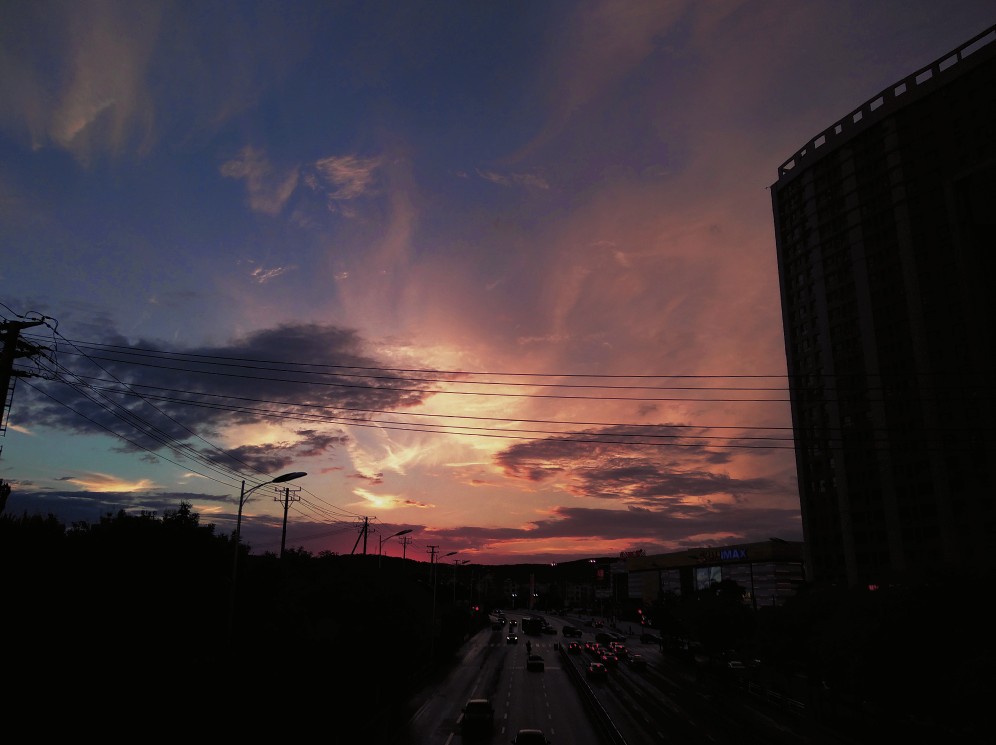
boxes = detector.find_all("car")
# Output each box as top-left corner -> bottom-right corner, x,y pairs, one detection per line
508,619 -> 518,630
542,624 -> 557,634
599,650 -> 619,666
507,632 -> 518,644
567,641 -> 582,654
640,632 -> 661,644
586,661 -> 607,680
511,728 -> 550,744
461,698 -> 495,738
626,653 -> 647,671
526,654 -> 545,672
561,625 -> 582,637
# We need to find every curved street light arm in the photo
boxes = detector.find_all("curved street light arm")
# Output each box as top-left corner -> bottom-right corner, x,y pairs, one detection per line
228,471 -> 306,644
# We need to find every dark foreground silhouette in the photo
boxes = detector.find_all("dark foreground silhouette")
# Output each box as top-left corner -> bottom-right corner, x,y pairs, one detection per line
1,503 -> 988,742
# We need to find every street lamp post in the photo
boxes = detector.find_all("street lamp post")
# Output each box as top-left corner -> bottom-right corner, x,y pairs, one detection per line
453,559 -> 470,604
228,471 -> 306,642
431,551 -> 457,662
379,528 -> 413,569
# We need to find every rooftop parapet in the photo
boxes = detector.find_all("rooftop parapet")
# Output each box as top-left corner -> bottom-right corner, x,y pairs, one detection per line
775,25 -> 996,184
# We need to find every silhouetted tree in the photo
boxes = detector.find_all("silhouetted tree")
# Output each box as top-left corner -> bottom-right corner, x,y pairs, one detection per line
0,479 -> 10,514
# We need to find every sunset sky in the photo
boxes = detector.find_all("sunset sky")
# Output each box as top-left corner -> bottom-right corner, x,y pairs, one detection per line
2,1 -> 993,565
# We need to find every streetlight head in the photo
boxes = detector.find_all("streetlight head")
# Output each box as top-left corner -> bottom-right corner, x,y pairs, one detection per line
395,529 -> 413,538
444,551 -> 458,557
272,471 -> 307,483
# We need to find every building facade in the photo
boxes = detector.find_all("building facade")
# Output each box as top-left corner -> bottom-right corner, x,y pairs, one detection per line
771,26 -> 996,587
627,539 -> 806,610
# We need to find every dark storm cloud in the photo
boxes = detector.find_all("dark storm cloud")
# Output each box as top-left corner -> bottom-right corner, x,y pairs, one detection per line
398,500 -> 802,563
20,321 -> 439,461
494,424 -> 773,506
288,428 -> 350,457
573,466 -> 776,506
497,424 -> 730,474
200,428 -> 351,473
349,471 -> 384,484
207,442 -> 300,475
526,505 -> 797,543
422,504 -> 797,546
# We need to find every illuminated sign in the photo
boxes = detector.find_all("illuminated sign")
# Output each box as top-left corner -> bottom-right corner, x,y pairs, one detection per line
694,547 -> 749,563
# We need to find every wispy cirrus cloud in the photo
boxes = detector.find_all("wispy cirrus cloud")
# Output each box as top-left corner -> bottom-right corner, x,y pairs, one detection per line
354,487 -> 431,510
306,154 -> 384,211
250,264 -> 295,284
476,168 -> 549,190
219,146 -> 300,216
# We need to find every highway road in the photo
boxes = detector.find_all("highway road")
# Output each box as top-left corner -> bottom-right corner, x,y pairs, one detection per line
395,611 -> 856,745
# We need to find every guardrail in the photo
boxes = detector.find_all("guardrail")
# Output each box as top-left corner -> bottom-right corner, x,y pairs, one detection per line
558,644 -> 628,745
745,680 -> 806,713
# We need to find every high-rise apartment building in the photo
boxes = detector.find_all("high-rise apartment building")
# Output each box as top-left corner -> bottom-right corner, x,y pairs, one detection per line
771,26 -> 996,588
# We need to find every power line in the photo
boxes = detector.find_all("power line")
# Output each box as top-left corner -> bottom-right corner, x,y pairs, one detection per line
24,335 -> 798,379
19,378 -> 242,490
9,318 -> 991,549
33,358 -> 265,485
42,374 -> 987,449
33,349 -> 793,401
63,374 -> 797,428
24,334 -> 993,386
27,338 -> 991,405
40,326 -> 273,479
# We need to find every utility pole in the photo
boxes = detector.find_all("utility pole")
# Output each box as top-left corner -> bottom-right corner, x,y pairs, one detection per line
427,545 -> 439,582
428,545 -> 439,662
399,533 -> 412,559
350,516 -> 371,555
0,318 -> 46,461
276,484 -> 301,559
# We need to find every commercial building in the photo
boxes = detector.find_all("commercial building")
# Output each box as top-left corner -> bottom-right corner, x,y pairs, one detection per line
626,540 -> 806,610
491,545 -> 806,615
770,26 -> 996,587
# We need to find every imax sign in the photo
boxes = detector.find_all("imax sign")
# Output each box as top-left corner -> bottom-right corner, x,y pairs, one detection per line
694,546 -> 750,563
